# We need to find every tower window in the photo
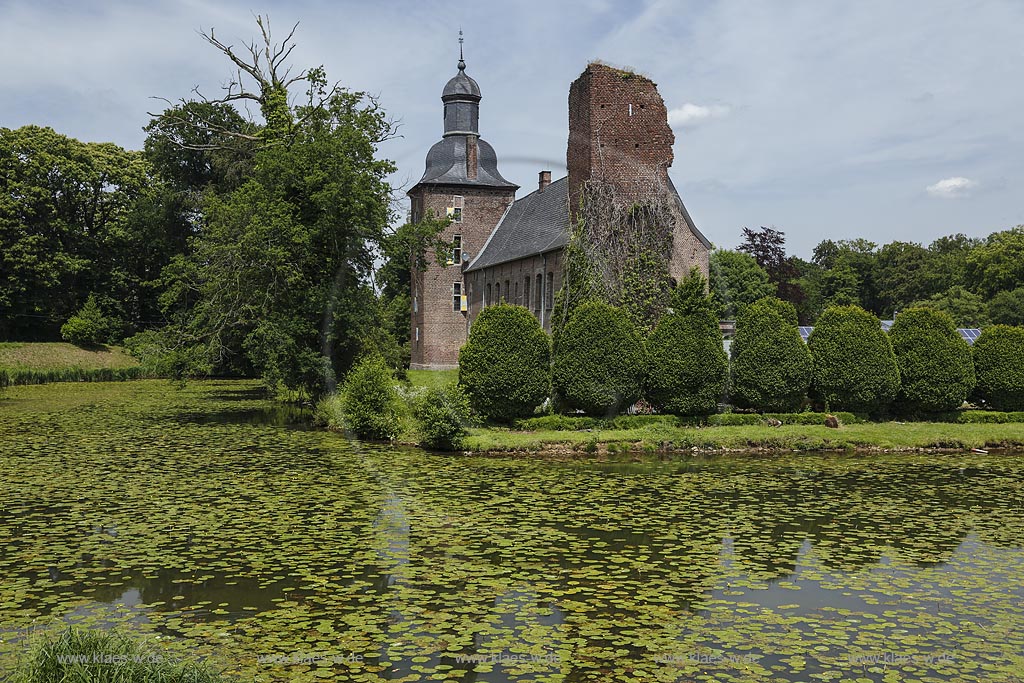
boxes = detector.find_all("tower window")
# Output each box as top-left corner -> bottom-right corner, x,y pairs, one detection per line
546,272 -> 554,309
535,274 -> 542,311
495,281 -> 501,302
524,276 -> 531,311
448,234 -> 462,265
486,283 -> 492,306
514,281 -> 519,304
453,282 -> 466,312
448,195 -> 464,223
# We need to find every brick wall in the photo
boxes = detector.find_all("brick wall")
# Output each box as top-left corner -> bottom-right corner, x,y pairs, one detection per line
409,184 -> 515,369
567,61 -> 708,285
466,250 -> 564,333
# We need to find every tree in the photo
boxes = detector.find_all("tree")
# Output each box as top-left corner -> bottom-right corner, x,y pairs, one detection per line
646,273 -> 728,416
709,249 -> 774,319
966,226 -> 1024,298
730,297 -> 812,412
874,241 -> 931,316
552,301 -> 645,416
972,326 -> 1024,411
808,305 -> 900,413
458,304 -> 551,422
737,226 -> 804,308
889,308 -> 975,413
151,19 -> 396,395
0,126 -> 149,340
988,288 -> 1024,326
910,286 -> 989,328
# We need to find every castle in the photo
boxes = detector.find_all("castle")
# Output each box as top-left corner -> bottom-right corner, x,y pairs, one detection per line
408,56 -> 711,370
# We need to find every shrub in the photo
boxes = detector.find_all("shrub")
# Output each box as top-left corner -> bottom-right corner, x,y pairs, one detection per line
889,308 -> 975,413
730,297 -> 812,412
972,325 -> 1024,411
551,301 -> 646,416
415,383 -> 472,450
646,307 -> 727,416
458,303 -> 551,422
13,627 -> 222,683
60,294 -> 111,346
808,305 -> 900,413
340,355 -> 402,440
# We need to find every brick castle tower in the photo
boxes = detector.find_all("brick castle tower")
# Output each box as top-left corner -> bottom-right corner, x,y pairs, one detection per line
407,47 -> 518,369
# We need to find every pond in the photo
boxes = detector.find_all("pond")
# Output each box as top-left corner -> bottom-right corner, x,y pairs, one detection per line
1,380 -> 1023,682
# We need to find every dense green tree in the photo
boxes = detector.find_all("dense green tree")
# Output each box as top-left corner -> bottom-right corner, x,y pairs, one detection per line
966,226 -> 1024,298
730,297 -> 812,412
889,308 -> 975,413
808,305 -> 900,413
910,286 -> 989,328
646,273 -> 727,416
458,304 -> 551,422
709,249 -> 774,319
151,21 -> 396,394
988,288 -> 1024,326
0,126 -> 150,340
875,241 -> 931,315
972,325 -> 1024,411
552,301 -> 645,416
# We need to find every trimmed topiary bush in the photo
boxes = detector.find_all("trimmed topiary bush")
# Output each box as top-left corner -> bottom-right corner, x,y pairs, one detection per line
808,305 -> 901,413
340,354 -> 401,440
972,325 -> 1024,411
889,307 -> 975,413
730,297 -> 812,412
458,303 -> 551,422
552,300 -> 645,416
646,307 -> 727,416
415,383 -> 472,450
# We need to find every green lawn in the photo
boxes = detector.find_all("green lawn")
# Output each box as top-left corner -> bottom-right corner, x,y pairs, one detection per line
464,421 -> 1024,453
0,342 -> 139,371
406,368 -> 458,389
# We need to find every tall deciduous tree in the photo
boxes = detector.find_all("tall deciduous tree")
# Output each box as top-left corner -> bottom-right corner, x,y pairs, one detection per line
151,19 -> 397,395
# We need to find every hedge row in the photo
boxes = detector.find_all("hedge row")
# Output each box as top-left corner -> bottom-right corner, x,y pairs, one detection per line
0,366 -> 155,387
515,412 -> 862,431
454,293 -> 1024,420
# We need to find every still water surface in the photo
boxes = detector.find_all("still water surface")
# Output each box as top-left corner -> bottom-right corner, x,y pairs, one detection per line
1,380 -> 1023,682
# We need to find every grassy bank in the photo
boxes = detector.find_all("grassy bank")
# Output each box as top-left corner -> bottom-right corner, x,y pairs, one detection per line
464,421 -> 1024,454
0,342 -> 152,386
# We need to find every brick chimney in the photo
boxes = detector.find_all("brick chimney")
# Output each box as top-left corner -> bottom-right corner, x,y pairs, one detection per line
538,170 -> 551,192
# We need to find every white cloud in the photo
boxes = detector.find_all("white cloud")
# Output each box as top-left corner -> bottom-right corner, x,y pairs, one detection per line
667,103 -> 731,128
926,176 -> 978,198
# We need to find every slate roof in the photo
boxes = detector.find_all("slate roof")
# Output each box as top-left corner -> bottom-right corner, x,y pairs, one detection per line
466,175 -> 712,271
413,136 -> 517,189
465,176 -> 570,271
442,62 -> 481,100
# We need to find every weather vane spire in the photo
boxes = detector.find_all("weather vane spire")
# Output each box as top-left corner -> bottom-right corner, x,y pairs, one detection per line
458,29 -> 465,70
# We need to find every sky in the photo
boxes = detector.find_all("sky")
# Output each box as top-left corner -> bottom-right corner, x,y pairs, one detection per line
1,0 -> 1022,256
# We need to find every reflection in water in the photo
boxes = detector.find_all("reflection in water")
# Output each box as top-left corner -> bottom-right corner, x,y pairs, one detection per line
1,380 -> 1024,682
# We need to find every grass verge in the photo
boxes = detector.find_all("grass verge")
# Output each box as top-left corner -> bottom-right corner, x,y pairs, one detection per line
12,627 -> 223,682
463,421 -> 1024,454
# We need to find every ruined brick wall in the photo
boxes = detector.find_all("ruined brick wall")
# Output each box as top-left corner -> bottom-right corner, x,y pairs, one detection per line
466,250 -> 564,333
567,62 -> 707,284
567,63 -> 675,212
409,185 -> 515,369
